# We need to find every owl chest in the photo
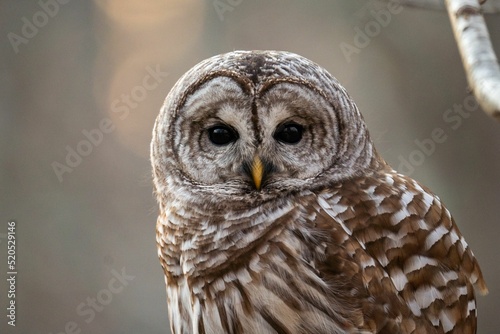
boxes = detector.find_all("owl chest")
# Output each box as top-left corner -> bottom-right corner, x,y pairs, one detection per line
165,230 -> 357,334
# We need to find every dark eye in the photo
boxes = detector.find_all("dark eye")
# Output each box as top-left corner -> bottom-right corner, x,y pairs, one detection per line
274,122 -> 304,144
208,125 -> 238,146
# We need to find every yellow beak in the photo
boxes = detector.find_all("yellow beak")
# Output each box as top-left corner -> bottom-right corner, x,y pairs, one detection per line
251,155 -> 264,191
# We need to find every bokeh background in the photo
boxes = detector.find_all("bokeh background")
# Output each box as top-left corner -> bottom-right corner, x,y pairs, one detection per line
1,1 -> 499,333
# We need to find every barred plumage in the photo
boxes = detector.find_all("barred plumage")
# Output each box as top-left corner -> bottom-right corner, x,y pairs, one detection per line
151,50 -> 486,334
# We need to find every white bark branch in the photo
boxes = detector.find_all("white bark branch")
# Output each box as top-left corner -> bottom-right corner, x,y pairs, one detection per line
446,0 -> 500,119
380,0 -> 500,13
377,0 -> 500,120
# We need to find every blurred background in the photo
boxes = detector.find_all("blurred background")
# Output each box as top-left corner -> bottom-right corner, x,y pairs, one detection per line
1,1 -> 499,333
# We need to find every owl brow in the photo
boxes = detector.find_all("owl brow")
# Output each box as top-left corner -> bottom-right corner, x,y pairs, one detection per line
175,70 -> 254,118
257,77 -> 327,99
257,77 -> 344,140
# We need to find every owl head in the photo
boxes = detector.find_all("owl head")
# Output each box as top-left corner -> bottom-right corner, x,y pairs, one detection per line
151,51 -> 380,208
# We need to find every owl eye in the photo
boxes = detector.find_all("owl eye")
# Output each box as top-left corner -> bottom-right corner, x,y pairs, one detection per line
208,125 -> 238,146
274,122 -> 304,144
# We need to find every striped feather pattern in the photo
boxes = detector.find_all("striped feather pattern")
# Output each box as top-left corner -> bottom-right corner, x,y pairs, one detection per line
156,169 -> 486,334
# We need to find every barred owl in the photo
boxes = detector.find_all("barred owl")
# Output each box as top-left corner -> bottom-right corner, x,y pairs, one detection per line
151,51 -> 487,334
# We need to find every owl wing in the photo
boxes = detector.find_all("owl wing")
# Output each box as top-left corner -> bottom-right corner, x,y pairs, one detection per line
311,172 -> 487,333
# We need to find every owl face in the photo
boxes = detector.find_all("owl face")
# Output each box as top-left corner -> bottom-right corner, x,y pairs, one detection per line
172,77 -> 344,195
152,51 -> 377,203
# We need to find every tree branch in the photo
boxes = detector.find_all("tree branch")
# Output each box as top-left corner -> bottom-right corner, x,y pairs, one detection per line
446,0 -> 500,119
382,0 -> 500,13
377,0 -> 500,120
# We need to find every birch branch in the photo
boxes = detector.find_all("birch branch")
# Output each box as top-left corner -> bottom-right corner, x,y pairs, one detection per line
380,0 -> 500,13
446,0 -> 500,119
377,0 -> 500,120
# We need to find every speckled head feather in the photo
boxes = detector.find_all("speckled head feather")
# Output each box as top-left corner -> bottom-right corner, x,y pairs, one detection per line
151,50 -> 486,334
152,51 -> 379,205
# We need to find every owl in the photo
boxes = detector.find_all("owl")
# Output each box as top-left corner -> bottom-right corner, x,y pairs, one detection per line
151,51 -> 487,334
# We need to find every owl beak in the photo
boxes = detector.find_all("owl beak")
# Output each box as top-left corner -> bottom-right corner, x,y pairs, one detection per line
251,155 -> 264,191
